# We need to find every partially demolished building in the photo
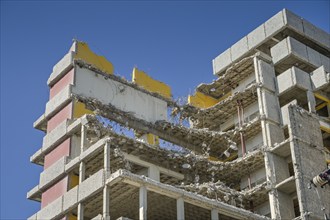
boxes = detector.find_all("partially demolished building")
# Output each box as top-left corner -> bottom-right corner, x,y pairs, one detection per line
28,9 -> 330,220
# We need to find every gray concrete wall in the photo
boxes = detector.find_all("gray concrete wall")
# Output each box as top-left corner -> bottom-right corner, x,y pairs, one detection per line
311,66 -> 329,90
288,105 -> 330,219
277,67 -> 312,95
73,66 -> 167,123
271,37 -> 330,73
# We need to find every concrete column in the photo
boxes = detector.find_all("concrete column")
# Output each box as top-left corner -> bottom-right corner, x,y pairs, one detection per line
77,203 -> 84,220
81,125 -> 87,152
104,142 -> 110,178
306,90 -> 316,113
148,165 -> 160,182
177,197 -> 185,220
79,162 -> 85,183
139,186 -> 147,220
103,142 -> 111,220
254,56 -> 292,219
103,186 -> 110,220
211,209 -> 219,220
77,162 -> 85,220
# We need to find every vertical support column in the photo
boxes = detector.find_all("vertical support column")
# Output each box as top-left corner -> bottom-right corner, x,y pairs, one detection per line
81,125 -> 87,152
77,162 -> 85,220
177,197 -> 185,220
78,125 -> 87,220
103,186 -> 110,220
254,55 -> 293,219
104,141 -> 111,178
79,162 -> 85,183
139,186 -> 147,220
103,141 -> 111,220
306,90 -> 316,113
211,209 -> 219,220
148,165 -> 160,182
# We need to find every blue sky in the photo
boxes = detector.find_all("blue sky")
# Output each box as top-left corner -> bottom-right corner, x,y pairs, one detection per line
1,1 -> 329,219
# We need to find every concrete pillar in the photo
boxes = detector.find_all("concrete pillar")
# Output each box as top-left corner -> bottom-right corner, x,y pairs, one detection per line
77,162 -> 85,220
77,203 -> 84,220
103,142 -> 111,220
148,165 -> 160,182
79,162 -> 85,183
139,186 -> 147,220
306,90 -> 316,113
103,186 -> 110,220
211,209 -> 219,220
81,125 -> 87,152
177,197 -> 185,220
254,56 -> 292,219
104,142 -> 110,178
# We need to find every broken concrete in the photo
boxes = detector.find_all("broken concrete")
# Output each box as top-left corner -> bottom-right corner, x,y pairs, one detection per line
28,9 -> 330,220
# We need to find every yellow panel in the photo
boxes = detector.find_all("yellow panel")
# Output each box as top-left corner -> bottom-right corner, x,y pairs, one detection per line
314,93 -> 330,103
69,174 -> 79,189
73,101 -> 94,119
67,213 -> 77,220
208,156 -> 221,161
188,91 -> 231,109
188,91 -> 219,108
320,126 -> 330,134
75,41 -> 114,75
316,102 -> 328,111
132,68 -> 172,99
222,153 -> 238,162
146,133 -> 159,145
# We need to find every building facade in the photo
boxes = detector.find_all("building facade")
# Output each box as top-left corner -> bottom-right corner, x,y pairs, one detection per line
28,9 -> 329,220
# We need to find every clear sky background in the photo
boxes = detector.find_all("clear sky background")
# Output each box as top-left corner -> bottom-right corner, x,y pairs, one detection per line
0,1 -> 329,219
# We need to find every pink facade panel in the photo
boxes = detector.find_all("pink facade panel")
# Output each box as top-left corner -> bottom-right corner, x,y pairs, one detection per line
41,176 -> 68,208
47,102 -> 73,133
44,138 -> 71,169
49,68 -> 74,99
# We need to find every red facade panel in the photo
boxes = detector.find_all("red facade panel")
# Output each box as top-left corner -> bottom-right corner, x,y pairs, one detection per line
47,102 -> 73,133
44,138 -> 71,169
49,68 -> 74,99
41,176 -> 68,208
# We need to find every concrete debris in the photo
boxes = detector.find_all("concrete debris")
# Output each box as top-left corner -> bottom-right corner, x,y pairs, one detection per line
29,10 -> 330,220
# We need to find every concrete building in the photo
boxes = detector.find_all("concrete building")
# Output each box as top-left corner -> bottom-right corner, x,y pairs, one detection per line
28,9 -> 330,220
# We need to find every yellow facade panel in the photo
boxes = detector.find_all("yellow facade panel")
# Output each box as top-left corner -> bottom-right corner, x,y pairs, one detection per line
75,42 -> 114,75
188,91 -> 219,108
146,133 -> 159,145
67,213 -> 77,220
73,101 -> 94,119
132,68 -> 172,99
69,174 -> 79,189
320,126 -> 330,134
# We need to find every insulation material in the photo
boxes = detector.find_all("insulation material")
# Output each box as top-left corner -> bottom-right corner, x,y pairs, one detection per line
74,41 -> 114,75
188,91 -> 230,109
73,100 -> 93,119
132,68 -> 172,99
